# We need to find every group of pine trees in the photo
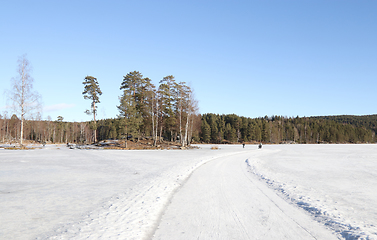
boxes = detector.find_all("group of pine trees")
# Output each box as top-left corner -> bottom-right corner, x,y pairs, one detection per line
115,71 -> 200,147
200,114 -> 376,144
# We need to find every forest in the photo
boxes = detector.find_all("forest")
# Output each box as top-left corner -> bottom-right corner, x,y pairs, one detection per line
1,113 -> 375,145
314,115 -> 377,135
200,114 -> 376,144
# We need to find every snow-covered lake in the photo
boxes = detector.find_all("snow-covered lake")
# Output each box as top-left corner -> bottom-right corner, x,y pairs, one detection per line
0,144 -> 376,239
247,144 -> 377,240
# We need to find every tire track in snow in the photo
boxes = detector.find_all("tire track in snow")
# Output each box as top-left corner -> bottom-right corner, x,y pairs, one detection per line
243,159 -> 320,240
153,151 -> 338,240
39,150 -> 244,240
245,150 -> 370,240
219,159 -> 251,239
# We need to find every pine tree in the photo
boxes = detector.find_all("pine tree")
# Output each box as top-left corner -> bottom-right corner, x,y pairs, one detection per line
159,76 -> 177,141
82,75 -> 102,143
118,88 -> 142,144
120,71 -> 154,139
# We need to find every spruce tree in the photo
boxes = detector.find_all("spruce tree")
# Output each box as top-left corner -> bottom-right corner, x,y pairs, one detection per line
201,119 -> 211,143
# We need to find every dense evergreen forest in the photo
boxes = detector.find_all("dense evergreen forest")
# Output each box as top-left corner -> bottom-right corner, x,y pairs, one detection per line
313,115 -> 377,135
200,114 -> 376,144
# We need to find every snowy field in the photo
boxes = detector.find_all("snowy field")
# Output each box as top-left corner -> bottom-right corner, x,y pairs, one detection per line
246,144 -> 377,240
0,144 -> 376,239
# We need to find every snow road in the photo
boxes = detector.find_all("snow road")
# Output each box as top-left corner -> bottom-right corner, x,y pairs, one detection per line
152,150 -> 337,240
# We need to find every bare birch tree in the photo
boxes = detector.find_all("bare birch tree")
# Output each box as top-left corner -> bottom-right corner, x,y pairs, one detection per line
145,83 -> 159,146
7,55 -> 41,145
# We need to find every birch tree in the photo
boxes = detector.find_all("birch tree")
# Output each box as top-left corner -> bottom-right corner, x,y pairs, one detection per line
7,55 -> 41,145
145,83 -> 158,146
173,81 -> 190,146
181,85 -> 199,146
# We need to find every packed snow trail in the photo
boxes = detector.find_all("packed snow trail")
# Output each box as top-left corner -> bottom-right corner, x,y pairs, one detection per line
152,151 -> 338,240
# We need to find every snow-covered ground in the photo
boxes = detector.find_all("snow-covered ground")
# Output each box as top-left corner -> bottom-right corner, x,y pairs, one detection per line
0,144 -> 376,239
246,144 -> 377,240
153,146 -> 338,240
0,144 -> 243,239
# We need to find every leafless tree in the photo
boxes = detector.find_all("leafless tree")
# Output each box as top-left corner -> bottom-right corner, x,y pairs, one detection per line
7,55 -> 42,145
185,90 -> 199,146
0,113 -> 4,142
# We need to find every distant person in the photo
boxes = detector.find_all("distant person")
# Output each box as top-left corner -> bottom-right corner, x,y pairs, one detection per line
258,143 -> 262,149
242,143 -> 245,148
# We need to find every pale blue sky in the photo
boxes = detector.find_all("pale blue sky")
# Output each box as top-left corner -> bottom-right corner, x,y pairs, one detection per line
1,0 -> 376,122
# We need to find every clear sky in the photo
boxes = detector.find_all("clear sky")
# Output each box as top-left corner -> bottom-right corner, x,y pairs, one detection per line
1,0 -> 376,122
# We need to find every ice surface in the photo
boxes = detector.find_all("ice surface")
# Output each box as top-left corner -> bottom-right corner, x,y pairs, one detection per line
245,144 -> 377,240
0,144 -> 241,239
1,144 -> 376,239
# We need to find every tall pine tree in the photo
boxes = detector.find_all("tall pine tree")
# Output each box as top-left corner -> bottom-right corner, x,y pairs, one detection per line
82,75 -> 102,143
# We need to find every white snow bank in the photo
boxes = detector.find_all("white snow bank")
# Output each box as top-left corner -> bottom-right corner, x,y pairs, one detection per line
245,144 -> 377,240
0,144 -> 244,239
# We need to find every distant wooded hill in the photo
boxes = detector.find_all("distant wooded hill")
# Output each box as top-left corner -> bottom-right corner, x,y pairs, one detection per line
312,115 -> 377,135
200,113 -> 377,144
1,113 -> 376,144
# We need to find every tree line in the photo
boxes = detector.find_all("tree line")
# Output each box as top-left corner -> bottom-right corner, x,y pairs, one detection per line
314,115 -> 377,135
1,113 -> 374,145
0,114 -> 91,144
3,55 -> 376,146
200,114 -> 376,144
2,57 -> 201,145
